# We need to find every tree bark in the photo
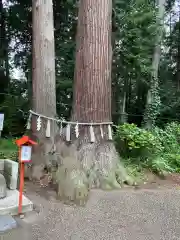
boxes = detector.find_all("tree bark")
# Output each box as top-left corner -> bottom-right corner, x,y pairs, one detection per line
72,0 -> 112,124
176,5 -> 180,90
0,0 -> 9,101
56,0 -> 133,206
120,89 -> 127,124
31,0 -> 57,179
144,0 -> 165,129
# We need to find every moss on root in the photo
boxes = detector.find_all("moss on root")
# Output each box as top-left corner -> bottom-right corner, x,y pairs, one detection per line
56,165 -> 89,206
55,141 -> 135,206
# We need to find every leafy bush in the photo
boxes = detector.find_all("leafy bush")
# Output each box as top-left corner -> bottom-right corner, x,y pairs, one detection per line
115,123 -> 162,160
146,157 -> 175,176
153,123 -> 180,154
115,122 -> 180,176
0,138 -> 18,161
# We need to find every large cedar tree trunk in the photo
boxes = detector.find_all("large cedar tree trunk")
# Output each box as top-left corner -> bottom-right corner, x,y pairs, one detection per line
143,0 -> 165,129
176,6 -> 180,90
31,0 -> 57,180
0,0 -> 9,103
55,0 -> 133,206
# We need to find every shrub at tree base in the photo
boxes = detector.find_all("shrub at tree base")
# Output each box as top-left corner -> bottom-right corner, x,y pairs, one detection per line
115,122 -> 180,176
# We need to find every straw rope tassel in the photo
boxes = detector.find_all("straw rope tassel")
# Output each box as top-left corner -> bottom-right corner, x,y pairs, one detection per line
100,125 -> 104,139
75,123 -> 79,138
37,116 -> 41,131
26,113 -> 32,130
59,122 -> 63,135
108,125 -> 113,140
66,124 -> 71,141
46,119 -> 51,138
90,125 -> 95,143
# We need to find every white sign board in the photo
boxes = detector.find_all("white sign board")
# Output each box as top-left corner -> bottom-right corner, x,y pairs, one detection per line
21,146 -> 32,162
0,114 -> 4,131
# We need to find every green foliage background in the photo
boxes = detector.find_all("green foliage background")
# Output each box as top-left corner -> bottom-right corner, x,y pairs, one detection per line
1,0 -> 180,176
115,122 -> 180,176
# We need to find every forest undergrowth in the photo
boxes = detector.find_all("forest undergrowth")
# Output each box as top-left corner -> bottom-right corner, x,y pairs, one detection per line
1,122 -> 180,185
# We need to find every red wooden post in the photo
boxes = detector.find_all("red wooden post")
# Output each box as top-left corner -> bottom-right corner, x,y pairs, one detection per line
15,136 -> 37,215
18,161 -> 24,214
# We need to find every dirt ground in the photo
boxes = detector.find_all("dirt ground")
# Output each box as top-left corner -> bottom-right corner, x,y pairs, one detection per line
1,173 -> 180,240
134,172 -> 180,189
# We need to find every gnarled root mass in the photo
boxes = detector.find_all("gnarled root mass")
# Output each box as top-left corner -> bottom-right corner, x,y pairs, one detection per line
54,140 -> 135,206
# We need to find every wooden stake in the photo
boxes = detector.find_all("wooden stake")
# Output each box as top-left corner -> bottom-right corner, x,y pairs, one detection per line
18,148 -> 25,215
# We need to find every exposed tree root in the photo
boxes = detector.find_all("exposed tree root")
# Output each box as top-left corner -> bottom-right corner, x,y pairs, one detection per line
54,140 -> 135,206
26,135 -> 58,183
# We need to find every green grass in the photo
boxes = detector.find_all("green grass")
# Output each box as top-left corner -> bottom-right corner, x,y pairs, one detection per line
0,138 -> 18,161
0,138 -> 17,150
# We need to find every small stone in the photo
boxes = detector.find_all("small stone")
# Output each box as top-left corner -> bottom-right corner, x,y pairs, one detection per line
33,204 -> 40,213
19,214 -> 25,219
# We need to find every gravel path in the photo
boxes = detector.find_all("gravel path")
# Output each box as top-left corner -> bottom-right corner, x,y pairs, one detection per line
1,186 -> 180,240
